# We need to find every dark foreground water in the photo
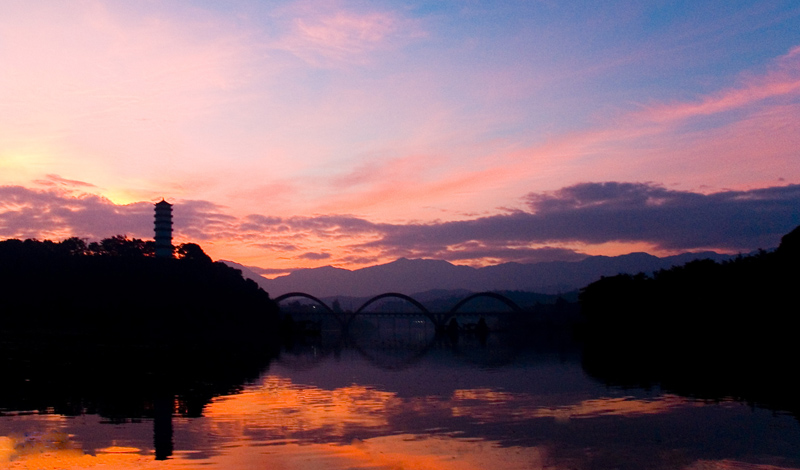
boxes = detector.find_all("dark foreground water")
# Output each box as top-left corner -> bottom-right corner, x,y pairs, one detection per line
1,331 -> 799,470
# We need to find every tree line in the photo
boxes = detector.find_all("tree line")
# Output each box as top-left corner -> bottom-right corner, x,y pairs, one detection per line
0,236 -> 280,345
578,225 -> 800,415
579,225 -> 798,346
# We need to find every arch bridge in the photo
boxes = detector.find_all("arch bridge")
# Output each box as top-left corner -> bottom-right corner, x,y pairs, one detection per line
273,292 -> 344,326
274,291 -> 524,331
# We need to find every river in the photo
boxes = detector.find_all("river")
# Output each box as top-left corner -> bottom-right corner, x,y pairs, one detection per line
1,327 -> 799,469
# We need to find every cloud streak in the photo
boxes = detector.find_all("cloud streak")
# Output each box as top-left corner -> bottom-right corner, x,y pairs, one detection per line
636,45 -> 800,124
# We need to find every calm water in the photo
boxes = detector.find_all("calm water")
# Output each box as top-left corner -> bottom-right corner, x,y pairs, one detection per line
2,330 -> 800,470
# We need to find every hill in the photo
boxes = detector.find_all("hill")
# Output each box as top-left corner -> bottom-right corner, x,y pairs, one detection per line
223,251 -> 737,298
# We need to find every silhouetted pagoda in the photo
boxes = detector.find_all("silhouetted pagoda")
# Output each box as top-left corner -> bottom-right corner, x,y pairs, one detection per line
154,199 -> 173,258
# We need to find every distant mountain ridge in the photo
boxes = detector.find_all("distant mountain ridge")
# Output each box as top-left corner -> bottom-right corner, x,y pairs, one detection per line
222,251 -> 738,298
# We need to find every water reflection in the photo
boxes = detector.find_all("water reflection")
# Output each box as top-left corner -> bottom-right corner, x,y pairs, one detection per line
1,432 -> 551,470
0,339 -> 278,462
206,378 -> 395,438
4,431 -> 797,470
2,334 -> 800,469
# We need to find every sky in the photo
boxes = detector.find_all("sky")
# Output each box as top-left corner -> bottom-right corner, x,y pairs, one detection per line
1,0 -> 799,276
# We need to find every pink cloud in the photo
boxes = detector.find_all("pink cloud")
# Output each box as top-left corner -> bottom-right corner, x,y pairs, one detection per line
33,174 -> 98,190
637,45 -> 800,124
272,3 -> 425,66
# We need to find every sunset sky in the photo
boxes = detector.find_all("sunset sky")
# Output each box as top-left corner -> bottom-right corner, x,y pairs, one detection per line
1,0 -> 799,276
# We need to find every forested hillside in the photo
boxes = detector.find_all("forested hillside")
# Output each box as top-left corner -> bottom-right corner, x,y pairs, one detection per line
0,236 -> 280,344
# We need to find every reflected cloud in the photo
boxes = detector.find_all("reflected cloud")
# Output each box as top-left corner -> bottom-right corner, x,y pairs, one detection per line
0,430 -> 154,469
3,426 -> 795,470
333,434 -> 548,470
450,390 -> 701,423
204,377 -> 396,436
529,395 -> 702,421
3,432 -> 550,470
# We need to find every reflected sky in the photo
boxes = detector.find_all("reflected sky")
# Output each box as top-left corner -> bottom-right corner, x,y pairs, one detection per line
205,378 -> 396,436
2,346 -> 800,469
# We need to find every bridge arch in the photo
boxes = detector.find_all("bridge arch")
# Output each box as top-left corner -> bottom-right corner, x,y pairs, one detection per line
448,292 -> 523,315
274,292 -> 336,314
351,293 -> 437,327
440,292 -> 523,329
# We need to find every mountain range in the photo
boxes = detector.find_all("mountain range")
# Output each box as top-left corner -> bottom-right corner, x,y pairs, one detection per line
222,251 -> 739,298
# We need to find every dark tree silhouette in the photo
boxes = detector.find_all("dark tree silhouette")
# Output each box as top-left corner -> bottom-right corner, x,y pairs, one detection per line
59,236 -> 88,256
176,243 -> 212,263
578,225 -> 800,419
0,235 -> 281,345
91,235 -> 155,257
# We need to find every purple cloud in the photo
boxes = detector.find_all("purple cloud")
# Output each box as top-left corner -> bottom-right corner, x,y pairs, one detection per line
3,182 -> 799,267
0,187 -> 237,243
360,182 -> 800,256
0,186 -> 151,240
